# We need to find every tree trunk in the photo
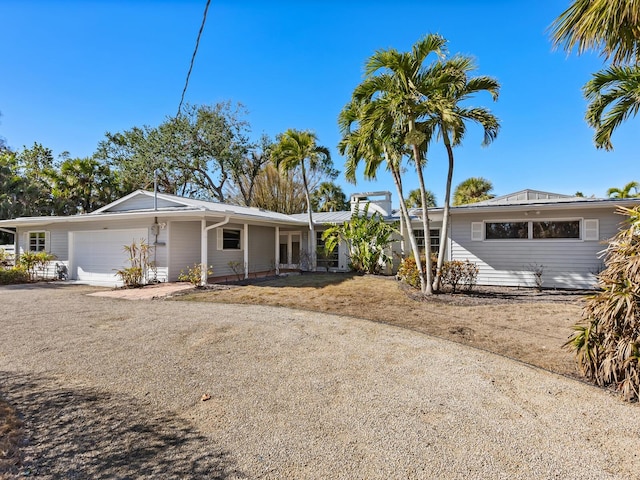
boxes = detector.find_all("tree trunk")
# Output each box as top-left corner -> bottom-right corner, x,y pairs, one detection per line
408,120 -> 433,295
388,156 -> 426,293
434,128 -> 455,292
301,162 -> 316,271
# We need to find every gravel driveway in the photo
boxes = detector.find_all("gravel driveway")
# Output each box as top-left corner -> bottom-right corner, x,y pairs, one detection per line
1,283 -> 639,479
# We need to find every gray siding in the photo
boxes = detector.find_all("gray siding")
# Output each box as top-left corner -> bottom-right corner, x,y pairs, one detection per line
107,195 -> 181,212
168,221 -> 201,281
450,208 -> 618,289
248,225 -> 276,274
207,223 -> 244,278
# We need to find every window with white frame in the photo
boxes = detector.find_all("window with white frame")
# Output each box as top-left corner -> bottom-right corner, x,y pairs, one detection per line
222,229 -> 241,250
413,229 -> 440,254
482,219 -> 584,240
28,231 -> 47,252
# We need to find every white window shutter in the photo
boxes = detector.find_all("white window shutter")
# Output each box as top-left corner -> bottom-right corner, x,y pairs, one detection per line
471,222 -> 483,241
45,231 -> 51,252
23,232 -> 28,253
217,228 -> 223,250
584,219 -> 599,241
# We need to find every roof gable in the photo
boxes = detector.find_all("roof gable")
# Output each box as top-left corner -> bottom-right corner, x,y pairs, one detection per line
473,189 -> 582,206
91,190 -> 192,213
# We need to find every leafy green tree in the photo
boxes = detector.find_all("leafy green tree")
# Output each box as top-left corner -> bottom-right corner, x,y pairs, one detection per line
311,182 -> 348,212
271,129 -> 334,270
225,134 -> 272,207
453,177 -> 495,206
351,34 -> 447,294
322,203 -> 398,274
96,102 -> 252,201
565,205 -> 640,401
405,188 -> 436,209
607,180 -> 640,198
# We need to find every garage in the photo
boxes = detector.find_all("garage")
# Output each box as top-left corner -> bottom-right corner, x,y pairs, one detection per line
70,229 -> 148,285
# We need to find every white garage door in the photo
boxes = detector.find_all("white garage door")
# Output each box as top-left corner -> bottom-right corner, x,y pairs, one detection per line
70,229 -> 148,286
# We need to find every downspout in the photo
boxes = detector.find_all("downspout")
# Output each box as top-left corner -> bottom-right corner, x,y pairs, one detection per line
200,216 -> 231,286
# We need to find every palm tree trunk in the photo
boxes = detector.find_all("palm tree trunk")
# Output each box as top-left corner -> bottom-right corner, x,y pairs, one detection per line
385,148 -> 427,293
408,120 -> 433,295
434,128 -> 455,292
301,162 -> 316,271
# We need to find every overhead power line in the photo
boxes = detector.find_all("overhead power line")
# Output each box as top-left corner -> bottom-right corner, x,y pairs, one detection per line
177,0 -> 211,117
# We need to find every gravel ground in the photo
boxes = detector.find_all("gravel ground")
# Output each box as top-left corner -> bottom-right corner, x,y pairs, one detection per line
1,283 -> 639,479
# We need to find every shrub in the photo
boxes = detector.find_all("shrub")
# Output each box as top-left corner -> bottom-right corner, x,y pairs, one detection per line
440,260 -> 479,293
18,251 -> 56,281
115,240 -> 153,287
178,263 -> 213,286
0,266 -> 29,285
397,254 -> 438,289
398,256 -> 478,293
565,206 -> 640,401
322,203 -> 399,274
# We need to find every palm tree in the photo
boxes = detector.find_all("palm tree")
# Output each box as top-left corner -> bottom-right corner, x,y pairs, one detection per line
453,177 -> 495,206
405,188 -> 436,209
339,96 -> 429,294
607,180 -> 640,198
353,34 -> 448,294
551,1 -> 640,150
550,0 -> 640,65
583,65 -> 640,150
418,56 -> 499,291
311,182 -> 348,212
271,129 -> 332,270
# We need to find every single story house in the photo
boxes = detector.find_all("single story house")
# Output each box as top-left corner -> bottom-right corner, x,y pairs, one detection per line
0,188 -> 638,289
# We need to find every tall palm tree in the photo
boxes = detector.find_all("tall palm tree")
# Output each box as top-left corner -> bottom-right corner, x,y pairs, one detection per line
353,33 -> 447,294
271,129 -> 332,270
607,180 -> 640,198
583,65 -> 640,150
311,182 -> 348,212
339,96 -> 429,293
418,56 -> 500,291
550,0 -> 640,65
453,177 -> 495,206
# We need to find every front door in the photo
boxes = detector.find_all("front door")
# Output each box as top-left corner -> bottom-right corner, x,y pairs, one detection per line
279,232 -> 301,269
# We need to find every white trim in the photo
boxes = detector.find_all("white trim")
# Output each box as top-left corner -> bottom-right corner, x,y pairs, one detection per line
471,222 -> 483,241
584,219 -> 599,241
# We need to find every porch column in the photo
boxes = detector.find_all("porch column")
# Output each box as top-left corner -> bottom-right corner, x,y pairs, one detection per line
200,219 -> 208,285
274,226 -> 280,275
243,223 -> 249,279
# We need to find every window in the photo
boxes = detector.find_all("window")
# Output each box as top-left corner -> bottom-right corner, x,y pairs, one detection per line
485,222 -> 528,240
483,220 -> 583,240
532,220 -> 580,239
29,231 -> 47,252
317,232 -> 338,269
413,229 -> 440,254
222,229 -> 241,250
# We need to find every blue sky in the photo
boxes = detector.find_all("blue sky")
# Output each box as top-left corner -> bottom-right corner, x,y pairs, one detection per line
1,0 -> 636,207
